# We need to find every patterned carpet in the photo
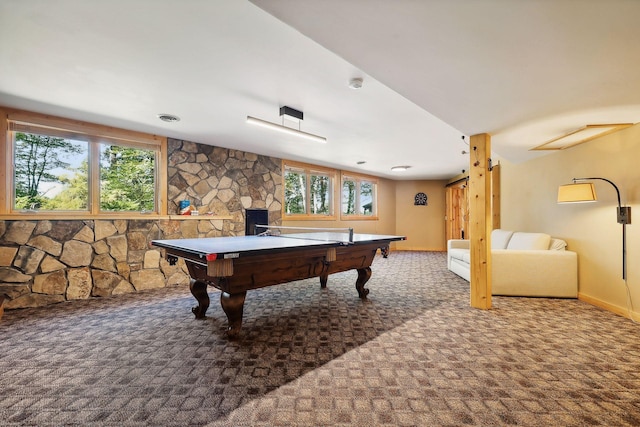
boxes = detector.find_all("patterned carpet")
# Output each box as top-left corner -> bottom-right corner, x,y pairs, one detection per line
1,251 -> 640,426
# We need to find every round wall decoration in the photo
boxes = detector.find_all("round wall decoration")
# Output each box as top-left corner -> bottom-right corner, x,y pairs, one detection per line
414,192 -> 428,206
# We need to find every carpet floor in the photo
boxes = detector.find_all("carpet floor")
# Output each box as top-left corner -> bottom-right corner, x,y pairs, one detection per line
1,251 -> 640,426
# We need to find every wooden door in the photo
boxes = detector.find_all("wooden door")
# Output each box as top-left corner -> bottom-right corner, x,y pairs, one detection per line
445,180 -> 468,241
445,164 -> 500,242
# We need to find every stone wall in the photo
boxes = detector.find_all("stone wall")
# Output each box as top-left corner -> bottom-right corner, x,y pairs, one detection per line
0,219 -> 194,309
0,141 -> 283,310
167,138 -> 283,234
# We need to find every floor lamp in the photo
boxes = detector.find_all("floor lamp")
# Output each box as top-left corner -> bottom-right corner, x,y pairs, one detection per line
557,177 -> 632,280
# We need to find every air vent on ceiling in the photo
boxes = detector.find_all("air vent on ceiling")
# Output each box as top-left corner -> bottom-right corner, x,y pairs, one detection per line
157,114 -> 181,123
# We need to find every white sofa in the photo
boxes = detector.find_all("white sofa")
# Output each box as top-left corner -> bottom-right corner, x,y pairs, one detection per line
447,229 -> 578,298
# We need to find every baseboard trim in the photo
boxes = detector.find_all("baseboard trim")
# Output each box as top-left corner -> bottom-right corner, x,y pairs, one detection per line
578,292 -> 639,321
395,247 -> 446,252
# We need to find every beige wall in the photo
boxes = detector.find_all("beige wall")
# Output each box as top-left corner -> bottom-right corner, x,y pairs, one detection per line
498,123 -> 640,318
394,180 -> 447,251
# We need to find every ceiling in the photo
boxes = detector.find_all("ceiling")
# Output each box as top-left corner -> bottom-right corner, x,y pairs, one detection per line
1,0 -> 639,180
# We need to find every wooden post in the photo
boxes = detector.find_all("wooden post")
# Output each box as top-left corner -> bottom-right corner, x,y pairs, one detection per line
492,163 -> 501,230
469,133 -> 492,309
0,108 -> 9,214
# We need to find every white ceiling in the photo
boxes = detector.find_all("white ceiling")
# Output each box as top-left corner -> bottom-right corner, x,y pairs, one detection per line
1,0 -> 639,180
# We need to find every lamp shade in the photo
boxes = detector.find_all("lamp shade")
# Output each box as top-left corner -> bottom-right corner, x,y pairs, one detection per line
557,183 -> 597,203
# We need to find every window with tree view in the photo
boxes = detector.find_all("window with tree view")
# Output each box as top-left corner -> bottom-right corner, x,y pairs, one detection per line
13,131 -> 89,211
100,144 -> 156,212
342,175 -> 377,218
9,118 -> 161,214
283,163 -> 334,218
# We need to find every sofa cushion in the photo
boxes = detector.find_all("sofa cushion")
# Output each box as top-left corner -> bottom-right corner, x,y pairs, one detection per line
448,248 -> 470,264
507,232 -> 551,250
491,229 -> 514,249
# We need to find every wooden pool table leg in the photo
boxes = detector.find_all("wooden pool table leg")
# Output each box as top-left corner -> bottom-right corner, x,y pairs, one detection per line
381,245 -> 390,258
220,291 -> 247,338
190,279 -> 210,319
319,273 -> 328,288
355,267 -> 371,298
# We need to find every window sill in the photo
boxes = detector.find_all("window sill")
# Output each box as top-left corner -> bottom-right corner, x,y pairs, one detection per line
166,215 -> 233,220
340,215 -> 379,221
283,215 -> 337,221
0,213 -> 234,221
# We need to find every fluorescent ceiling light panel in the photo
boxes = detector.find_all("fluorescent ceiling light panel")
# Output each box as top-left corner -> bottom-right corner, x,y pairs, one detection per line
246,116 -> 326,143
532,123 -> 633,151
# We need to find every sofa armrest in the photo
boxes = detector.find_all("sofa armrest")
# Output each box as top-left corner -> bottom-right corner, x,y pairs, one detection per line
447,239 -> 470,271
447,239 -> 470,250
491,249 -> 578,298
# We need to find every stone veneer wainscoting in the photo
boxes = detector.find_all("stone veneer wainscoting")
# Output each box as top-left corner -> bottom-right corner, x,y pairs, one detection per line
0,140 -> 283,312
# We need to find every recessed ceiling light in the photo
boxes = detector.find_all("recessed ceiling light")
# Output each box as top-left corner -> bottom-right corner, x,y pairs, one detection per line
157,113 -> 180,123
391,165 -> 411,172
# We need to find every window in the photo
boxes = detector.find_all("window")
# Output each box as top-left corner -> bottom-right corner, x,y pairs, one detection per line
13,131 -> 89,211
284,167 -> 306,214
99,144 -> 156,212
341,173 -> 378,219
1,108 -> 166,216
283,161 -> 336,219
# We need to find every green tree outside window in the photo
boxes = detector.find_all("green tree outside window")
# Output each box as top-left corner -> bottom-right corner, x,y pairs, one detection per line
284,165 -> 333,216
12,131 -> 157,212
342,177 -> 376,217
100,145 -> 156,211
13,132 -> 87,210
284,168 -> 306,214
